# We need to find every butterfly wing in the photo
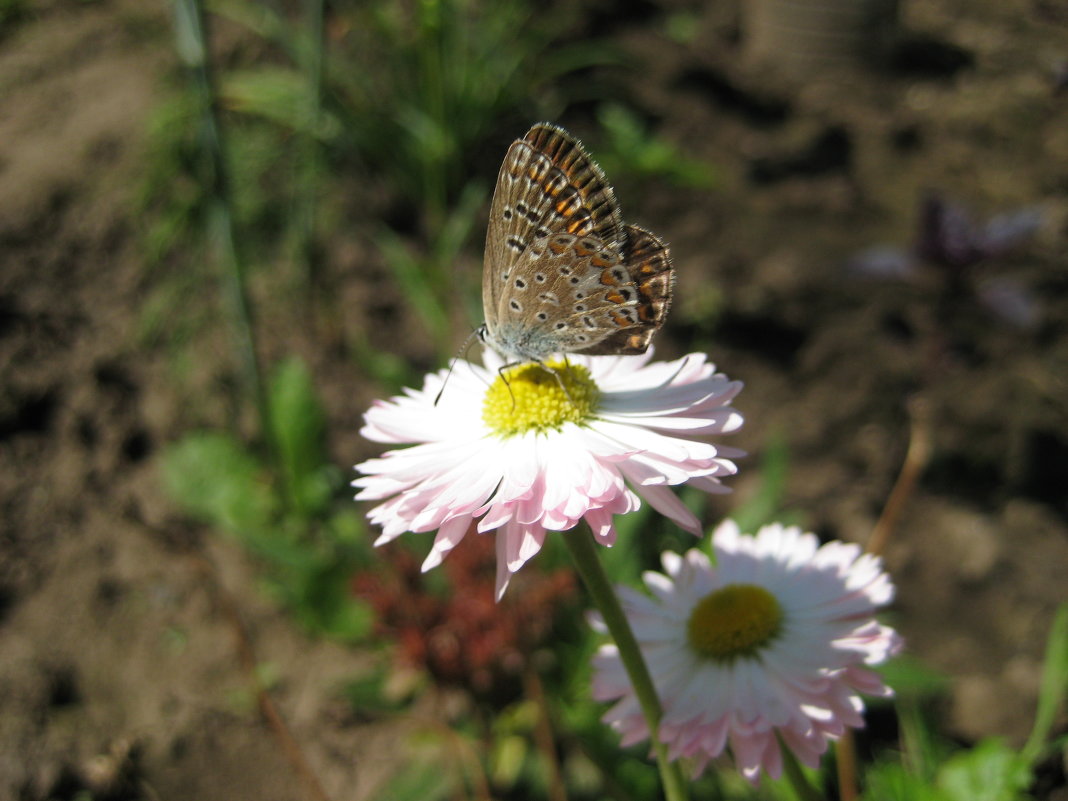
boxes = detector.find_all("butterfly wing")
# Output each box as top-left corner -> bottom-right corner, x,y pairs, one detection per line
570,225 -> 675,356
491,227 -> 672,359
522,123 -> 624,248
483,123 -> 623,326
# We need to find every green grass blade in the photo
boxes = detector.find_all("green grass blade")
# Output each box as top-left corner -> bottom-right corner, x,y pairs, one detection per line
1021,603 -> 1068,765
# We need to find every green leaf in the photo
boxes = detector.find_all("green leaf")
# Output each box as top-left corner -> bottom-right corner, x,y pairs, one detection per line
238,520 -> 318,571
220,67 -> 340,139
341,668 -> 416,717
432,181 -> 486,268
863,761 -> 949,801
491,734 -> 529,788
206,0 -> 289,50
936,739 -> 1031,801
267,357 -> 331,517
879,655 -> 954,699
374,227 -> 450,341
287,555 -> 375,642
376,753 -> 458,801
161,432 -> 274,534
1021,603 -> 1068,765
596,103 -> 718,191
729,430 -> 793,535
323,508 -> 370,551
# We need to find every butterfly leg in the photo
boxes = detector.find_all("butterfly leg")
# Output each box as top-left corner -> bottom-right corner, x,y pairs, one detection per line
497,362 -> 520,410
543,360 -> 578,407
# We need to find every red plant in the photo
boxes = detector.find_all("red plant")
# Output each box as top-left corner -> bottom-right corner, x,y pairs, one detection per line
353,531 -> 577,697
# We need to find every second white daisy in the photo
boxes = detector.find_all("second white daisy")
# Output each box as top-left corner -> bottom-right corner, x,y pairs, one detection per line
591,520 -> 903,783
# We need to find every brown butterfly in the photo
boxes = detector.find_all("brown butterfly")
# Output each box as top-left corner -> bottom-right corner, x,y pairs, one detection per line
477,123 -> 675,366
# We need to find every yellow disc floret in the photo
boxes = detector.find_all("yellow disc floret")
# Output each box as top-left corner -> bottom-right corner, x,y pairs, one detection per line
483,360 -> 600,437
687,584 -> 784,662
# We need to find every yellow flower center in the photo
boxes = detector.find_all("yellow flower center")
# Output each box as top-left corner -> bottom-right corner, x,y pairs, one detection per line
686,584 -> 783,661
482,360 -> 600,437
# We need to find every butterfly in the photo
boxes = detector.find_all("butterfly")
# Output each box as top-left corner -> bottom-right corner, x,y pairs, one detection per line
477,123 -> 675,367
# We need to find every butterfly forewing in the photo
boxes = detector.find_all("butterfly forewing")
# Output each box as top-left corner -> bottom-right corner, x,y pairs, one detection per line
481,123 -> 674,364
522,124 -> 624,248
483,124 -> 623,321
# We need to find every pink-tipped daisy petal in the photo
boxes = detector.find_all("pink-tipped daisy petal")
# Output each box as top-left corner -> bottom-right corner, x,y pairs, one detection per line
591,520 -> 903,784
355,350 -> 743,598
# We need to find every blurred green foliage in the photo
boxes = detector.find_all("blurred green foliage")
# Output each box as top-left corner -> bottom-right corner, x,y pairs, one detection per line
726,430 -> 801,536
863,606 -> 1068,801
200,0 -> 619,354
148,0 -> 1068,797
162,358 -> 374,642
597,103 -> 718,192
0,0 -> 28,34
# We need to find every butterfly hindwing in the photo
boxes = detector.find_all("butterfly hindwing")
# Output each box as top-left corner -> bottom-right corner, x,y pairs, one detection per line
571,225 -> 674,356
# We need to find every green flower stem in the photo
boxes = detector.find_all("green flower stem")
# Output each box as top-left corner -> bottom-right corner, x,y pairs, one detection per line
171,0 -> 274,463
295,0 -> 325,289
563,525 -> 689,801
780,740 -> 824,801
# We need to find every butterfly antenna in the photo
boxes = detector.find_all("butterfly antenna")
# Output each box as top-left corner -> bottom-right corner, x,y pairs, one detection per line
434,329 -> 481,406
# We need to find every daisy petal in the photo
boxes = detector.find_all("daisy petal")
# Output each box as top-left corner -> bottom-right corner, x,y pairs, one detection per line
355,352 -> 742,598
591,520 -> 901,784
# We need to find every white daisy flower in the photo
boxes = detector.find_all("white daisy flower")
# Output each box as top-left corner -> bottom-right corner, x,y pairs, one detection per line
591,520 -> 903,783
354,350 -> 743,599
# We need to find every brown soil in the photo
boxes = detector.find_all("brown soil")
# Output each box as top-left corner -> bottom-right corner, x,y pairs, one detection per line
1,0 -> 1066,799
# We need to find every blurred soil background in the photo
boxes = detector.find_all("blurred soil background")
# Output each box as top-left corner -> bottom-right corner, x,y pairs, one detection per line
1,0 -> 1066,799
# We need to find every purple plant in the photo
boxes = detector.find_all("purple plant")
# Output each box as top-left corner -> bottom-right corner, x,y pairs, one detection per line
848,191 -> 1044,327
